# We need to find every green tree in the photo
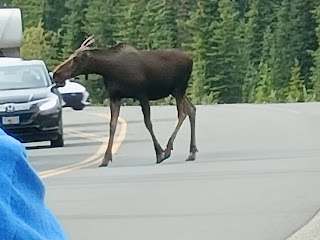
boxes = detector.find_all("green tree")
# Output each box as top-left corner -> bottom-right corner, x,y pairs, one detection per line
251,26 -> 278,103
83,0 -> 119,48
273,0 -> 317,90
235,0 -> 248,17
253,62 -> 277,103
239,1 -> 259,102
185,0 -> 219,103
21,22 -> 59,69
137,0 -> 179,49
43,0 -> 66,31
175,0 -> 197,49
157,0 -> 180,48
0,0 -> 11,7
189,35 -> 219,104
243,64 -> 259,102
114,0 -> 145,46
245,0 -> 281,65
209,0 -> 243,103
310,5 -> 320,100
60,0 -> 87,57
11,0 -> 44,28
242,0 -> 259,64
285,59 -> 304,102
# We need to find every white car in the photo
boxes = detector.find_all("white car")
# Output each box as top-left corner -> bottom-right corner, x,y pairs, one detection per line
57,78 -> 90,111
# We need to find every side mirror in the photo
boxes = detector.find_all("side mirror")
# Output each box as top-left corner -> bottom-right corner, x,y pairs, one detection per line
51,84 -> 59,95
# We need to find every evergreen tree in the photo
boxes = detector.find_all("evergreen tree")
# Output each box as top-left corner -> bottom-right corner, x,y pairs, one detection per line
246,0 -> 281,65
83,0 -> 119,48
235,0 -> 248,17
137,0 -> 178,49
11,0 -> 44,28
189,35 -> 219,104
114,0 -> 145,46
159,0 -> 180,48
60,0 -> 87,57
135,0 -> 154,49
43,0 -> 66,31
274,0 -> 317,90
252,26 -> 278,103
0,0 -> 11,7
253,62 -> 277,103
310,5 -> 320,100
185,0 -> 219,103
242,0 -> 259,64
243,64 -> 259,102
239,1 -> 258,102
21,22 -> 59,69
299,0 -> 318,87
285,59 -> 304,102
209,0 -> 243,103
175,0 -> 197,49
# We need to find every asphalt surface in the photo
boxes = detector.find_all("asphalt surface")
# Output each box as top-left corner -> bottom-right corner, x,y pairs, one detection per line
26,103 -> 320,240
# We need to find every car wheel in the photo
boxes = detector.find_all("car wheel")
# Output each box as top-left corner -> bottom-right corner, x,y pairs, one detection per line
51,133 -> 64,147
72,104 -> 85,111
51,120 -> 64,147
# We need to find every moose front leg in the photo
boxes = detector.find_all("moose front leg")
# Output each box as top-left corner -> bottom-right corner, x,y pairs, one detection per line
140,99 -> 167,164
100,99 -> 121,167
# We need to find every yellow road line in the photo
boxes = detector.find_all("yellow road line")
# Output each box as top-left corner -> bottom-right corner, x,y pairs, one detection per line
65,129 -> 107,142
39,114 -> 127,179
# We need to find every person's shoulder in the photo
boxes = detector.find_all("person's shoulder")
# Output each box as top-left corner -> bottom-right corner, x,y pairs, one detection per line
0,128 -> 26,160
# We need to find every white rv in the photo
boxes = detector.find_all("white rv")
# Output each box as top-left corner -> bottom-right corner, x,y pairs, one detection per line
0,8 -> 23,57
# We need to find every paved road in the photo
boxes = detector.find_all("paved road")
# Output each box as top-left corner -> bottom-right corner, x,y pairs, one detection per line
26,103 -> 320,240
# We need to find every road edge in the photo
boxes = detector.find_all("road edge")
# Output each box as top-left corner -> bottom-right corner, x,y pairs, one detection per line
286,210 -> 320,240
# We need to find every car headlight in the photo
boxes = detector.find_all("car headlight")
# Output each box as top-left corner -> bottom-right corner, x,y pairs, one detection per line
39,95 -> 59,111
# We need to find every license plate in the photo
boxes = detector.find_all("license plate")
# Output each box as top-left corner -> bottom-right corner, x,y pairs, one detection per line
2,116 -> 20,125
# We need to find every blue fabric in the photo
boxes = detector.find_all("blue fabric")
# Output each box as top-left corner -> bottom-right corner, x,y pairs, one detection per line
0,128 -> 68,240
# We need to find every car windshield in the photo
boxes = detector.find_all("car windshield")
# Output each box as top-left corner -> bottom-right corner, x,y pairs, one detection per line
0,65 -> 49,90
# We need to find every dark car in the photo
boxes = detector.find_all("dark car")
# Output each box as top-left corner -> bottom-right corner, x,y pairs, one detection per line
0,58 -> 64,147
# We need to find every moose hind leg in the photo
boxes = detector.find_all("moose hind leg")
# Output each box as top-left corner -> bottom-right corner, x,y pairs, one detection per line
184,95 -> 198,161
140,99 -> 166,164
164,96 -> 187,159
100,99 -> 121,167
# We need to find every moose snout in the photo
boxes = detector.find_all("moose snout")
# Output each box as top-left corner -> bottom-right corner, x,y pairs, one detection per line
52,73 -> 66,87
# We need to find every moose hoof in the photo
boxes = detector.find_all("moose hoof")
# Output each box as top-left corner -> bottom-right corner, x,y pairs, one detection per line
99,164 -> 108,167
156,152 -> 170,164
99,160 -> 111,167
186,153 -> 196,162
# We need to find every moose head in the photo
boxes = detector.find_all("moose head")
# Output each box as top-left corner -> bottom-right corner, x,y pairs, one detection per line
53,36 -> 95,86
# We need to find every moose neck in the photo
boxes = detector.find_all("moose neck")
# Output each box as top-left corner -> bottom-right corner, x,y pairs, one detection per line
82,50 -> 115,77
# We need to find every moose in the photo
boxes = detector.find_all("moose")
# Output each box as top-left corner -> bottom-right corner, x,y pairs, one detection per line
53,36 -> 198,167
